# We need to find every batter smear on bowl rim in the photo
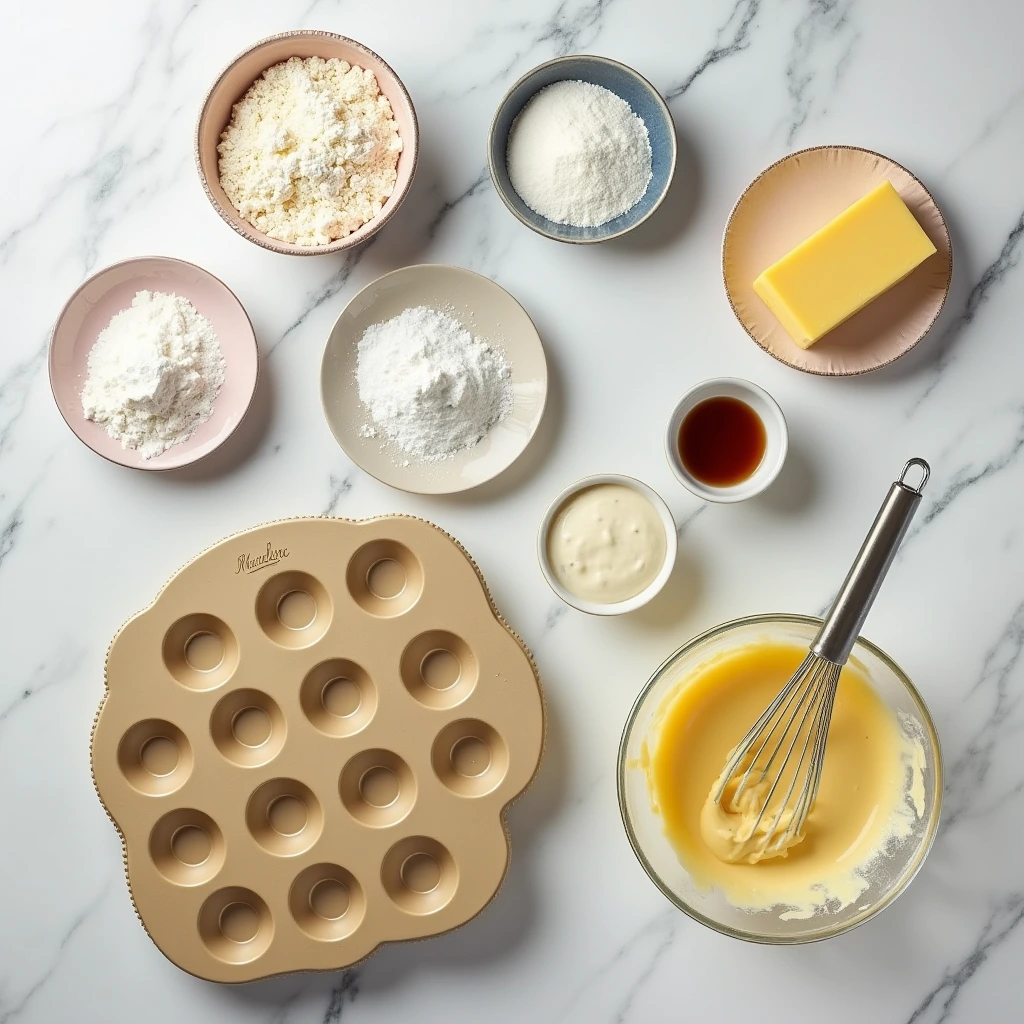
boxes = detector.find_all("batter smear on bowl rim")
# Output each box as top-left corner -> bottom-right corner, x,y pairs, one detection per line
643,642 -> 926,919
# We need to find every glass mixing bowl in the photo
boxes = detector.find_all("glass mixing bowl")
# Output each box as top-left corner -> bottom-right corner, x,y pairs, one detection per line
617,614 -> 942,943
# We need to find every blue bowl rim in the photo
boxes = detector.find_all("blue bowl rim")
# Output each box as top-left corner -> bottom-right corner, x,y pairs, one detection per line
487,54 -> 678,244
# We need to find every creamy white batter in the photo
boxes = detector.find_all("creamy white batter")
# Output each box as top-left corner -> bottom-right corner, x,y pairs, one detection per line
546,483 -> 667,604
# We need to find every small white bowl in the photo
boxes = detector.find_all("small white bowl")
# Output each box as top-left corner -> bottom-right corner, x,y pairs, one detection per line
537,473 -> 678,616
665,378 -> 788,503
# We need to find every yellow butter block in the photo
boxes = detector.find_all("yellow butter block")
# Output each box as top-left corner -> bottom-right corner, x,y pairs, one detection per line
752,181 -> 937,349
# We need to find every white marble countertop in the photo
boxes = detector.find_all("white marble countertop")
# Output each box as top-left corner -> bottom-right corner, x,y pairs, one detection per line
3,0 -> 1023,1020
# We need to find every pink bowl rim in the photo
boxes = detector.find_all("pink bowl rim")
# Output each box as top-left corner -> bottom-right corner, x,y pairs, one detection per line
48,255 -> 260,473
194,29 -> 420,257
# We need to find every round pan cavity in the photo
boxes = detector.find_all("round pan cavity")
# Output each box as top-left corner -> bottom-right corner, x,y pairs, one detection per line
431,720 -> 509,797
255,571 -> 332,649
380,836 -> 458,915
346,539 -> 424,617
210,688 -> 286,768
246,779 -> 324,857
149,809 -> 225,886
339,749 -> 416,827
289,864 -> 366,941
300,659 -> 376,738
198,887 -> 274,964
163,613 -> 239,691
400,630 -> 479,709
117,719 -> 192,796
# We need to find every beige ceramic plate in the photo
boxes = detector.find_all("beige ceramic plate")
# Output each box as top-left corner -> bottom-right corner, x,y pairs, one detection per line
723,145 -> 952,375
91,516 -> 544,982
321,265 -> 548,494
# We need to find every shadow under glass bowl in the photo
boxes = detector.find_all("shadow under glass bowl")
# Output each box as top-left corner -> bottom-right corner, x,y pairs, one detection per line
488,55 -> 676,243
617,613 -> 942,944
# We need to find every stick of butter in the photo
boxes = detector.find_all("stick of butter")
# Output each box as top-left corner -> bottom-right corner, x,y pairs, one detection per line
752,181 -> 937,349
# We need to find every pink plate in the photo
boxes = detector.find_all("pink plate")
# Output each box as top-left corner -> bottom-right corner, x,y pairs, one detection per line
723,146 -> 953,376
49,256 -> 259,470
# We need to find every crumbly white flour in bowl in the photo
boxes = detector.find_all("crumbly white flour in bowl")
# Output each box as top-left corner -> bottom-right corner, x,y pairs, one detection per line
217,56 -> 403,246
81,290 -> 226,459
356,306 -> 513,462
506,79 -> 652,227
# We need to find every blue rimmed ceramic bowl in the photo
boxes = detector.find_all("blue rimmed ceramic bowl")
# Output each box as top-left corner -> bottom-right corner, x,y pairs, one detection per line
488,55 -> 677,244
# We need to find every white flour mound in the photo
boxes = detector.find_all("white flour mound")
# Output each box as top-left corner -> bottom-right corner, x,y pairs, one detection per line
81,290 -> 226,459
506,79 -> 652,227
356,306 -> 513,462
218,56 -> 403,246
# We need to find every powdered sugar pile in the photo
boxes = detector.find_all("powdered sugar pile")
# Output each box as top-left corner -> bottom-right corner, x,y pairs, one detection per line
506,80 -> 652,227
81,290 -> 226,458
356,306 -> 513,462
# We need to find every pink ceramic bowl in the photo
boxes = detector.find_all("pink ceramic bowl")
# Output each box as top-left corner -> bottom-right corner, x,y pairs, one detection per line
196,31 -> 419,256
49,257 -> 259,471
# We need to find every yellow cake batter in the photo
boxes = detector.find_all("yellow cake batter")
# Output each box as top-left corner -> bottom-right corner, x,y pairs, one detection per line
643,642 -> 922,918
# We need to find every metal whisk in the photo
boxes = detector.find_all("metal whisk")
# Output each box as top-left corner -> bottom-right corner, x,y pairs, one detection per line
711,458 -> 930,860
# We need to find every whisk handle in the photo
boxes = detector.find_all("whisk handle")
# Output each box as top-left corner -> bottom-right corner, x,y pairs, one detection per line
812,459 -> 930,666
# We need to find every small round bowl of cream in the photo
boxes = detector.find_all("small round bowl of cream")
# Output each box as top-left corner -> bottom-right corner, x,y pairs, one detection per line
538,474 -> 677,615
666,378 -> 788,503
488,56 -> 677,243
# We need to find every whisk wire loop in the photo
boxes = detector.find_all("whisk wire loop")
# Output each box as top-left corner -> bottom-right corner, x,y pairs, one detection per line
718,656 -> 841,852
772,660 -> 842,847
791,666 -> 841,834
713,652 -> 816,804
762,661 -> 834,845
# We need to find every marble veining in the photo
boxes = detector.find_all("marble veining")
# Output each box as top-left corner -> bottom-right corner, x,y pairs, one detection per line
426,169 -> 491,241
0,882 -> 112,1024
905,894 -> 1024,1024
664,0 -> 762,101
910,210 -> 1024,412
321,971 -> 360,1023
915,406 -> 1024,532
0,502 -> 25,576
0,347 -> 47,457
272,245 -> 377,356
0,645 -> 85,736
2,0 -> 1024,1020
540,602 -> 568,637
781,0 -> 860,144
437,0 -> 618,98
322,474 -> 354,516
941,598 -> 1024,830
675,503 -> 707,536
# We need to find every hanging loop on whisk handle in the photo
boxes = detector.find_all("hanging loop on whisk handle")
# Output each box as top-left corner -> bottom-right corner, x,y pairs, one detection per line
812,459 -> 930,666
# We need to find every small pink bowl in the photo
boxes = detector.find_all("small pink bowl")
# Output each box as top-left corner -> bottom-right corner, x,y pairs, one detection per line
49,257 -> 259,471
196,30 -> 419,256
